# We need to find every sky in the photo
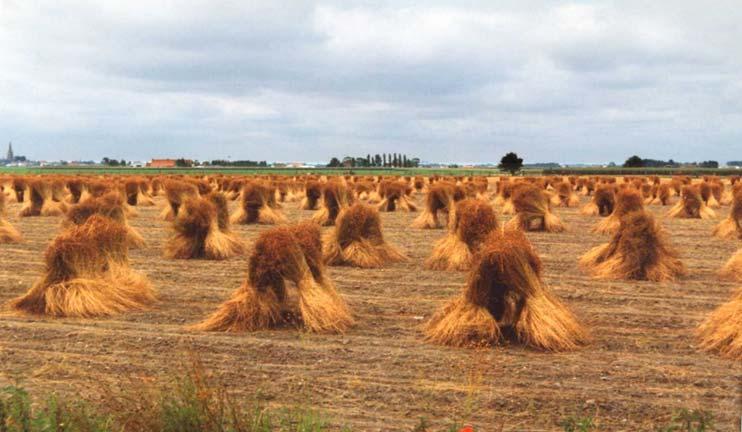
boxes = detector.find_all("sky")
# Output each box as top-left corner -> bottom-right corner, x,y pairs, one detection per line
1,1 -> 741,164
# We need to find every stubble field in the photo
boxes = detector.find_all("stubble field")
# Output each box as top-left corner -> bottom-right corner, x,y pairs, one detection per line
0,191 -> 740,431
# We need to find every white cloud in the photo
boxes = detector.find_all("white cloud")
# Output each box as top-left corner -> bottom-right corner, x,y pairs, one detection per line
0,0 -> 740,163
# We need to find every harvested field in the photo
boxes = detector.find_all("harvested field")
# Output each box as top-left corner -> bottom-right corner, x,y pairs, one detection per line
0,190 -> 740,430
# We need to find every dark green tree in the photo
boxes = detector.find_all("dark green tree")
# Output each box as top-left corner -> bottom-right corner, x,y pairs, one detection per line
327,157 -> 341,167
498,152 -> 523,175
623,155 -> 644,168
102,157 -> 121,166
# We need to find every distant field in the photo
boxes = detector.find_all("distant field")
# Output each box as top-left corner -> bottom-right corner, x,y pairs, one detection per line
1,165 -> 740,177
542,167 -> 742,176
0,194 -> 738,430
0,166 -> 503,176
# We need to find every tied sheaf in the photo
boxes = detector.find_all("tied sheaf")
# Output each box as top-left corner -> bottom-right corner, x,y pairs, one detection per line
0,173 -> 740,360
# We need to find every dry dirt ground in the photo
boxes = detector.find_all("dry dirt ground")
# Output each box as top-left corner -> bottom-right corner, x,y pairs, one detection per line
0,192 -> 740,431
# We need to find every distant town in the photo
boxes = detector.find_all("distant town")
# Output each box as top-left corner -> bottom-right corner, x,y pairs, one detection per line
1,142 -> 741,170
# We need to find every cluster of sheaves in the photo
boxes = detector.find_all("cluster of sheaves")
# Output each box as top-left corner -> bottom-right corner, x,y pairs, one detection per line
0,173 -> 739,361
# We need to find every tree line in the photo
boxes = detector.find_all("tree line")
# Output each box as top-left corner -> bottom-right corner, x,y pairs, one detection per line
327,153 -> 420,168
206,160 -> 268,167
101,157 -> 130,167
623,155 -> 719,168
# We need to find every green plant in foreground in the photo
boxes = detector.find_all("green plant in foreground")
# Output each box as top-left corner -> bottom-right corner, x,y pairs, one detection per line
1,374 -> 720,432
0,385 -> 112,432
559,415 -> 595,432
655,409 -> 714,432
152,364 -> 331,432
0,373 -> 331,432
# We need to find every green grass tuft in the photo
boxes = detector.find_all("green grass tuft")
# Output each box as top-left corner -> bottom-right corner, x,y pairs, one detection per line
0,368 -> 334,432
559,415 -> 596,432
0,385 -> 112,432
655,409 -> 715,432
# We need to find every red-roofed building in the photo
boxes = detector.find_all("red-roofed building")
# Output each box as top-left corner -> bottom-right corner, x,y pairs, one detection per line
147,159 -> 177,168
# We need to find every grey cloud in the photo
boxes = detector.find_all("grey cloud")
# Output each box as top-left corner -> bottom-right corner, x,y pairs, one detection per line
0,0 -> 740,164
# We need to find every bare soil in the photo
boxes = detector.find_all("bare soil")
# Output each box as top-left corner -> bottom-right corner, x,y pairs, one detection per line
0,194 -> 740,431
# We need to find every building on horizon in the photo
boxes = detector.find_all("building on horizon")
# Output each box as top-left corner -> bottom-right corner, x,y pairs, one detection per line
1,142 -> 29,166
147,159 -> 177,168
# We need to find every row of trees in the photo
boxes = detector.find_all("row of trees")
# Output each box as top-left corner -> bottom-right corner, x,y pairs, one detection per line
206,160 -> 268,167
327,153 -> 420,168
325,151 -> 526,174
101,157 -> 129,167
623,155 -> 719,168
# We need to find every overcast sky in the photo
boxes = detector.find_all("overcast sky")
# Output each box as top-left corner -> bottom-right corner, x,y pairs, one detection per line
1,1 -> 740,164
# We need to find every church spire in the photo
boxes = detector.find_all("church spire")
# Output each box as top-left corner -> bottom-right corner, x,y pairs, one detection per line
6,142 -> 13,161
